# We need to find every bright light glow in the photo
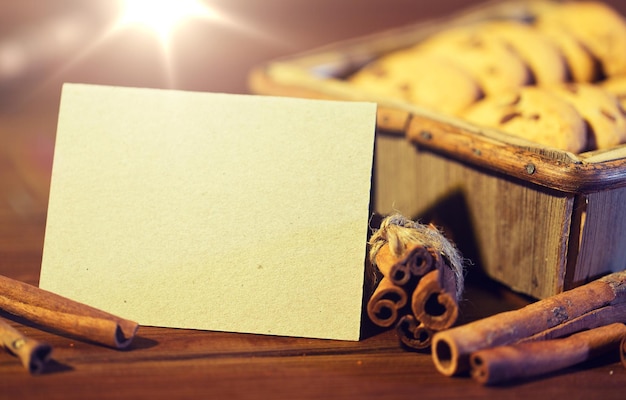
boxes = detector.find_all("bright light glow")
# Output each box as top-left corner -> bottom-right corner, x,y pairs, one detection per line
118,0 -> 216,41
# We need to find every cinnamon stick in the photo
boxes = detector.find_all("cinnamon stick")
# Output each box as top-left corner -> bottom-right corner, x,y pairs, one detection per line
403,244 -> 438,277
387,243 -> 437,286
372,242 -> 399,279
367,243 -> 450,329
518,302 -> 626,343
0,275 -> 138,349
469,323 -> 626,385
367,242 -> 432,328
411,269 -> 459,331
431,270 -> 626,376
395,314 -> 433,350
366,277 -> 408,328
0,317 -> 52,374
373,243 -> 409,286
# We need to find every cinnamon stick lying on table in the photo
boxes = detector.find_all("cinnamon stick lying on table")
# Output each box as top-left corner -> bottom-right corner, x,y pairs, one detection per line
431,270 -> 626,376
517,302 -> 626,343
0,317 -> 52,374
0,274 -> 138,349
469,323 -> 626,385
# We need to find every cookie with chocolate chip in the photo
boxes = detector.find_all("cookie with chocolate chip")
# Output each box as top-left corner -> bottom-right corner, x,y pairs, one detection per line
413,25 -> 531,96
601,75 -> 626,110
549,83 -> 626,149
534,1 -> 626,78
533,22 -> 601,83
477,20 -> 568,85
462,87 -> 587,153
348,50 -> 482,115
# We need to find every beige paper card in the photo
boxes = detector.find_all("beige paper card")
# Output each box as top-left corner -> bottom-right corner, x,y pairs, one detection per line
39,83 -> 376,341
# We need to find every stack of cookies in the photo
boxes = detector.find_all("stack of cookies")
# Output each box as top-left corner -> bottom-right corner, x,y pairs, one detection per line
348,1 -> 626,153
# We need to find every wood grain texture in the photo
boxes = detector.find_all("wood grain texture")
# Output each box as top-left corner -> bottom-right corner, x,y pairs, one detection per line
2,131 -> 624,399
2,211 -> 624,397
567,186 -> 626,287
374,133 -> 573,299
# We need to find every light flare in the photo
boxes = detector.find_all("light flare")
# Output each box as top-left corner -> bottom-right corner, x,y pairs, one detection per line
7,0 -> 293,98
117,0 -> 217,42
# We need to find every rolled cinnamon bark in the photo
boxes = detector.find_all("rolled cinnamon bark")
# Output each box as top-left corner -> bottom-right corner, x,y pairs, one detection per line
411,269 -> 458,331
518,302 -> 626,343
431,270 -> 626,376
395,314 -> 433,350
366,277 -> 408,328
375,243 -> 432,287
403,244 -> 437,277
389,243 -> 437,286
373,242 -> 401,279
0,317 -> 52,374
470,323 -> 626,385
0,274 -> 138,349
379,243 -> 412,286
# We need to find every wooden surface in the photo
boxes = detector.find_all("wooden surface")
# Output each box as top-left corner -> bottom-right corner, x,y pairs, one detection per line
1,0 -> 625,398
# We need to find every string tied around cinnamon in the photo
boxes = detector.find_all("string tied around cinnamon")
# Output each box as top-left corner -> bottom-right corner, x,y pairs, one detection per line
368,213 -> 465,301
366,213 -> 466,350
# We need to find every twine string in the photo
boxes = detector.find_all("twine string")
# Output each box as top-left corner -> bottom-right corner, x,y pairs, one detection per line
369,213 -> 465,301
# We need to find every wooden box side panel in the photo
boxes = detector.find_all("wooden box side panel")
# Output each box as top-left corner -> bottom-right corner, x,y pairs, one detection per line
374,134 -> 573,299
567,186 -> 626,288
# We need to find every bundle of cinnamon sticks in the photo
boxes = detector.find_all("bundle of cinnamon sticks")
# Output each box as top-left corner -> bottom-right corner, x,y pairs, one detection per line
430,270 -> 626,385
366,214 -> 464,350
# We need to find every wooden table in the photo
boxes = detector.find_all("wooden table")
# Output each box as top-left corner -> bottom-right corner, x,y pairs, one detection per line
1,1 -> 624,398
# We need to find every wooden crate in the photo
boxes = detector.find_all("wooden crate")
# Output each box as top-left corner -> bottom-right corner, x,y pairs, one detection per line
248,0 -> 626,299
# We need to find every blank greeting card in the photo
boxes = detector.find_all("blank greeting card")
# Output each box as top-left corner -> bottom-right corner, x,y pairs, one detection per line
39,83 -> 376,341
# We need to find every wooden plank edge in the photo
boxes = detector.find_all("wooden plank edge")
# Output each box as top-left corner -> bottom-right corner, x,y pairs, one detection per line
406,114 -> 626,193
